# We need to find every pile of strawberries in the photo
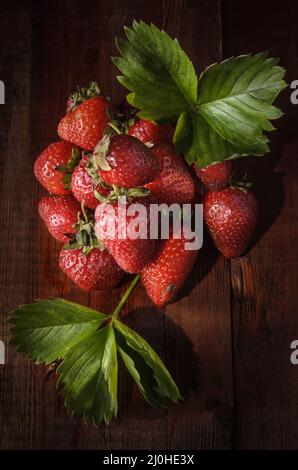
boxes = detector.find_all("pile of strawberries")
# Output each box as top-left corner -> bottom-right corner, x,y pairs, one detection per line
34,83 -> 257,307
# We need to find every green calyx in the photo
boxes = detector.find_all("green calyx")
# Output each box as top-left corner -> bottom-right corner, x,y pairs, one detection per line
104,108 -> 127,136
66,81 -> 102,112
85,150 -> 111,192
91,135 -> 112,171
94,185 -> 150,204
55,146 -> 81,190
104,108 -> 136,136
63,204 -> 103,255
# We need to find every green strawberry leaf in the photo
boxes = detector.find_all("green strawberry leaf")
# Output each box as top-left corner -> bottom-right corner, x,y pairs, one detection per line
114,22 -> 286,167
193,53 -> 287,162
9,285 -> 181,426
57,325 -> 117,425
176,53 -> 286,166
113,20 -> 198,121
10,299 -> 106,364
114,320 -> 181,407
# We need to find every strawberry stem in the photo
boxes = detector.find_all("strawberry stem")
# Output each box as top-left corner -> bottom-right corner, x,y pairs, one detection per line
108,122 -> 122,135
80,201 -> 88,223
112,274 -> 140,320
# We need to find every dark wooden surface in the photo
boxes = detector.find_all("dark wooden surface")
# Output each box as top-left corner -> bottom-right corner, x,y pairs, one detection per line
0,0 -> 297,450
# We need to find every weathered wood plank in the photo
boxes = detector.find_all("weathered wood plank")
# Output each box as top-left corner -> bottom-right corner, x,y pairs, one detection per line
0,1 -> 38,450
222,0 -> 298,449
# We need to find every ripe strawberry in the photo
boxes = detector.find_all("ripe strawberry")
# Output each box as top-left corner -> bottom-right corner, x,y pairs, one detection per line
141,228 -> 199,307
59,248 -> 123,291
203,188 -> 258,258
98,134 -> 160,188
71,154 -> 110,209
58,83 -> 112,151
95,196 -> 156,273
38,195 -> 80,243
34,141 -> 80,195
128,119 -> 174,145
193,160 -> 232,191
145,143 -> 197,205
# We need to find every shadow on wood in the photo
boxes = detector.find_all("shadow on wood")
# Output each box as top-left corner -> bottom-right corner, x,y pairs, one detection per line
175,233 -> 219,303
123,306 -> 201,399
232,134 -> 285,252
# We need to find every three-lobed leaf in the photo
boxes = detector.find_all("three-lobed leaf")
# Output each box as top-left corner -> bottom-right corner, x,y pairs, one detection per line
114,22 -> 287,167
9,298 -> 181,426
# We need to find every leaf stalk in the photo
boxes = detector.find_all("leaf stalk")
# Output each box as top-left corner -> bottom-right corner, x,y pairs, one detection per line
112,274 -> 140,320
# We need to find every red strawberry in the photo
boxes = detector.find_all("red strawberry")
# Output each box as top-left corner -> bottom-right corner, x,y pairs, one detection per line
145,143 -> 197,205
71,154 -> 110,209
193,161 -> 232,191
34,141 -> 80,195
59,248 -> 123,291
128,119 -> 174,145
58,83 -> 112,151
98,134 -> 160,188
203,188 -> 258,258
95,196 -> 156,273
141,228 -> 199,307
38,195 -> 80,243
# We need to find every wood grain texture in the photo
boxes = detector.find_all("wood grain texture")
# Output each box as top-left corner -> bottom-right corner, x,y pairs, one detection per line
0,0 -> 297,450
222,0 -> 298,450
